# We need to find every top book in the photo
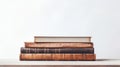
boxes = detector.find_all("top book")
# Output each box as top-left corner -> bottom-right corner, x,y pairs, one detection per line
34,36 -> 91,42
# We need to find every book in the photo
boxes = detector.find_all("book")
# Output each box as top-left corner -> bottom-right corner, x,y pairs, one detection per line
21,47 -> 94,54
34,36 -> 91,42
25,42 -> 93,48
20,54 -> 96,61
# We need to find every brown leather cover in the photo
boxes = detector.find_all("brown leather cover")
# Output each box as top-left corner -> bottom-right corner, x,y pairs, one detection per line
42,54 -> 52,60
85,54 -> 96,61
64,54 -> 73,60
72,54 -> 83,60
32,54 -> 43,60
52,54 -> 64,60
25,42 -> 93,48
20,54 -> 96,61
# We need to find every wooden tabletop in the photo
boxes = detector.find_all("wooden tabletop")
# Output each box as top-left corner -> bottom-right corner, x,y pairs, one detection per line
0,59 -> 120,65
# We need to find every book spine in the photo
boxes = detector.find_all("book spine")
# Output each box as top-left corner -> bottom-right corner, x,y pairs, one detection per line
21,47 -> 94,54
20,54 -> 96,61
25,42 -> 93,48
34,37 -> 91,42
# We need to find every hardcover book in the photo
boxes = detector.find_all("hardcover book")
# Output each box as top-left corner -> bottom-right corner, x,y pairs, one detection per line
20,36 -> 96,61
20,54 -> 96,61
21,47 -> 94,53
34,36 -> 91,42
25,42 -> 93,48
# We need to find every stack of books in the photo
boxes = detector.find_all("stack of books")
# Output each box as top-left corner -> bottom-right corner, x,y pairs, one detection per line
20,36 -> 96,61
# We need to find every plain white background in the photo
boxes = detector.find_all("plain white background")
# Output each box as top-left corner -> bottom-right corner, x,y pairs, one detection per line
0,0 -> 120,59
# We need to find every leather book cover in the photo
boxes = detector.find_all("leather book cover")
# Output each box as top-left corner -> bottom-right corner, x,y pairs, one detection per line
72,54 -> 83,60
20,54 -> 96,61
64,54 -> 73,60
25,42 -> 93,48
52,54 -> 64,60
21,47 -> 94,54
84,54 -> 96,61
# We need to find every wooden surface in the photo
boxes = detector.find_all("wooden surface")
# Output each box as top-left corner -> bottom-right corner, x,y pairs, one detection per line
0,59 -> 120,65
0,59 -> 120,67
0,65 -> 120,67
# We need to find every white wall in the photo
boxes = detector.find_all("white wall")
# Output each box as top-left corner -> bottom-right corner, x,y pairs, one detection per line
0,0 -> 120,59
